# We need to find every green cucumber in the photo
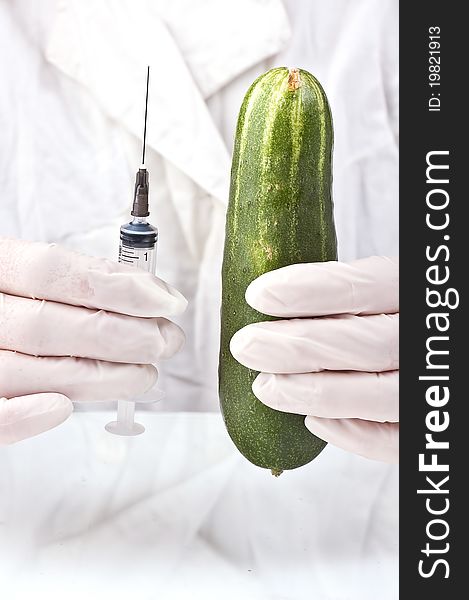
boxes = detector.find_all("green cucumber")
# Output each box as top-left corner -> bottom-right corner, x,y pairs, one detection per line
219,67 -> 337,475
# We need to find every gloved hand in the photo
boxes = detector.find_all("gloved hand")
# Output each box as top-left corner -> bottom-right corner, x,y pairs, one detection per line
230,256 -> 399,463
0,238 -> 187,445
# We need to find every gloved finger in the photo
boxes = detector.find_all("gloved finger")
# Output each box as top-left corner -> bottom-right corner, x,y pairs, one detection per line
0,392 -> 73,445
246,256 -> 399,317
0,237 -> 187,317
305,416 -> 399,463
0,350 -> 157,403
253,370 -> 399,422
0,293 -> 185,363
230,313 -> 399,373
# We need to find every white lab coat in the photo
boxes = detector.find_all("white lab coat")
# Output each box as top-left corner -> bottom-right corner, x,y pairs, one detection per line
0,1 -> 399,598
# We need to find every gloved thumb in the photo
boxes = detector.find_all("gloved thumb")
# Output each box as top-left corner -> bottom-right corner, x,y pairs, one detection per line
0,392 -> 73,445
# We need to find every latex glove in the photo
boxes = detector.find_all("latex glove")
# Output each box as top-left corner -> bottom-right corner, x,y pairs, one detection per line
230,256 -> 399,463
0,238 -> 187,445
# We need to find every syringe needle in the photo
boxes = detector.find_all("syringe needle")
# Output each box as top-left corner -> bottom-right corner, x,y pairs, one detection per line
142,66 -> 150,166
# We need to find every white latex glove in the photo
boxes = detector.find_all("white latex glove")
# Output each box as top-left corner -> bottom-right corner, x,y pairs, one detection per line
0,238 -> 187,445
230,256 -> 399,463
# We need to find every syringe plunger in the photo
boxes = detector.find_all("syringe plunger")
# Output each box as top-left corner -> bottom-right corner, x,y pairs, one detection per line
105,399 -> 145,436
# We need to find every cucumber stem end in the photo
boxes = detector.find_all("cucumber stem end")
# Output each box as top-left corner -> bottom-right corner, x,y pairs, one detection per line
287,68 -> 301,91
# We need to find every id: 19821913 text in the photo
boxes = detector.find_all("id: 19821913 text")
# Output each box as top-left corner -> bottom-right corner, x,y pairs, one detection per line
428,26 -> 441,112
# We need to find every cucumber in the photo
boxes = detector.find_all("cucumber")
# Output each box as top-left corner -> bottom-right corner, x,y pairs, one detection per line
219,67 -> 337,475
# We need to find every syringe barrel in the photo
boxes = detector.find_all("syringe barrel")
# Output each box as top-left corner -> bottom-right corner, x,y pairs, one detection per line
118,220 -> 158,274
106,218 -> 158,436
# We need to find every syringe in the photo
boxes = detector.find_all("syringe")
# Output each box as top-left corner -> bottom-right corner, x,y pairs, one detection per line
105,66 -> 158,436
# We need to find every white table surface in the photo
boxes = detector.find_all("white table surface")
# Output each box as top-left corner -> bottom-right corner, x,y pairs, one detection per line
0,411 -> 398,600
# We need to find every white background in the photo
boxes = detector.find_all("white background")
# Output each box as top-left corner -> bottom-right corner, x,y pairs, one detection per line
0,1 -> 398,598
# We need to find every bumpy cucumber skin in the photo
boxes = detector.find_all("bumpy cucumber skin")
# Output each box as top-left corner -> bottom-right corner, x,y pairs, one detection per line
219,67 -> 337,472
